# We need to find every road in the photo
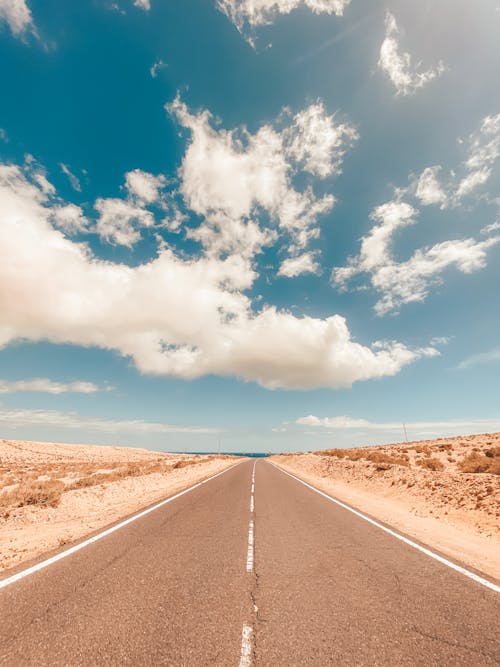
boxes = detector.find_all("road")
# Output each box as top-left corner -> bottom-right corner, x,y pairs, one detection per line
0,459 -> 499,666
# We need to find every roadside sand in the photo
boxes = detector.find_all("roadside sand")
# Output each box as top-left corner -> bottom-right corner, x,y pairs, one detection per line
0,439 -> 239,573
271,432 -> 500,581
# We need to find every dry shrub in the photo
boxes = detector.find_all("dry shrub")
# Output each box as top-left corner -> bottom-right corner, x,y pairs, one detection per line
316,448 -> 409,467
0,479 -> 65,508
365,452 -> 409,467
417,457 -> 444,471
318,449 -> 346,458
414,445 -> 432,455
173,459 -> 200,469
459,449 -> 500,475
1,455 -> 213,507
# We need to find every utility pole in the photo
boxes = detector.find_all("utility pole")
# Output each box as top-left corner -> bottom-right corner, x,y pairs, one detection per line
403,423 -> 408,443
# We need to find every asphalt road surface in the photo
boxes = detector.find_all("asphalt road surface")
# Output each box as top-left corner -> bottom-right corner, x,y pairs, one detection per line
1,459 -> 499,666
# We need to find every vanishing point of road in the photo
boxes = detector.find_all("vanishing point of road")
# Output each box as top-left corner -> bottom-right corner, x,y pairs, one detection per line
1,459 -> 499,666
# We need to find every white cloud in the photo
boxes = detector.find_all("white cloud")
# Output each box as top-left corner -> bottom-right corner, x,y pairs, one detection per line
0,0 -> 35,37
414,166 -> 448,207
0,162 -> 433,390
278,252 -> 321,278
333,116 -> 500,315
217,0 -> 350,43
50,204 -> 88,234
295,414 -> 500,436
125,168 -> 166,205
187,213 -> 276,260
133,0 -> 150,10
0,408 -> 216,434
95,197 -> 154,246
0,128 -> 7,142
457,347 -> 500,370
59,163 -> 82,192
168,97 -> 355,259
481,221 -> 500,235
332,199 -> 500,315
284,102 -> 358,178
378,12 -> 445,96
333,201 -> 417,288
0,378 -> 110,394
93,169 -> 168,246
455,168 -> 491,200
371,236 -> 499,315
465,113 -> 500,172
150,59 -> 167,78
410,113 -> 500,207
297,414 -> 380,428
33,171 -> 55,195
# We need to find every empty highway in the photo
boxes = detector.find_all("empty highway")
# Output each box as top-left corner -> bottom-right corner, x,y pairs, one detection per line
1,459 -> 499,666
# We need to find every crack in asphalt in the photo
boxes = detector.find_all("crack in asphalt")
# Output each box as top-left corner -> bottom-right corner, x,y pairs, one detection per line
410,624 -> 498,661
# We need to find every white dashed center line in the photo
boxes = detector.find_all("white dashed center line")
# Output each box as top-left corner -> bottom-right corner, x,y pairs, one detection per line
239,624 -> 253,667
246,520 -> 254,572
241,461 -> 257,665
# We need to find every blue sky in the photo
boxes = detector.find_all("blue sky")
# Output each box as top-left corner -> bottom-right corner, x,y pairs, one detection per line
0,0 -> 499,453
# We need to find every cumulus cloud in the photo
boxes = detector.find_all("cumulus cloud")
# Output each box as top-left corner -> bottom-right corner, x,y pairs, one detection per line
125,168 -> 166,205
92,168 -> 168,246
0,378 -> 110,394
0,0 -> 35,37
95,197 -> 154,246
284,102 -> 358,178
0,162 -> 433,390
378,12 -> 445,96
414,166 -> 448,208
217,0 -> 350,44
0,408 -> 215,434
50,204 -> 88,234
332,199 -> 500,315
278,252 -> 321,278
168,96 -> 355,260
297,414 -> 383,428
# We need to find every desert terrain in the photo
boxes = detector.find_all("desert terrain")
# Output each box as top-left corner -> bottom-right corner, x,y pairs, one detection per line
272,432 -> 500,580
0,439 -> 238,572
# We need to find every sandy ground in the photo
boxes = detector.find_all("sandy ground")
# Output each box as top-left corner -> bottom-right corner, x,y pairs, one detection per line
0,439 -> 239,573
272,432 -> 500,581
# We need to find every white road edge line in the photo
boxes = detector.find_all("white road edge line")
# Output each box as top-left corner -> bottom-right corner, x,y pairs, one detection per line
246,520 -> 254,572
0,460 -> 245,591
268,461 -> 500,595
239,623 -> 253,667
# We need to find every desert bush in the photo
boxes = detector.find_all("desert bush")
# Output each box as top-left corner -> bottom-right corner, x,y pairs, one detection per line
414,445 -> 432,455
317,449 -> 347,458
315,448 -> 409,466
459,450 -> 500,475
365,452 -> 409,467
0,479 -> 65,508
416,457 -> 444,471
173,459 -> 200,469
